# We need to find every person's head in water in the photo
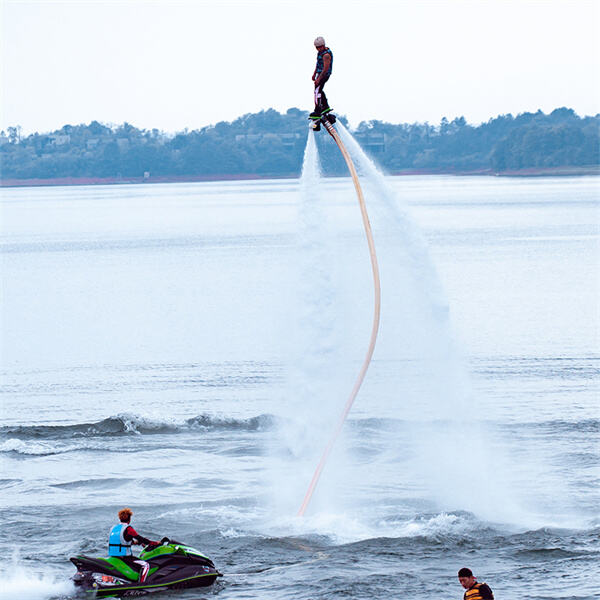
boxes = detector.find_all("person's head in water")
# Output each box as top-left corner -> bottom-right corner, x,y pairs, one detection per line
458,567 -> 476,589
314,36 -> 325,50
118,508 -> 133,523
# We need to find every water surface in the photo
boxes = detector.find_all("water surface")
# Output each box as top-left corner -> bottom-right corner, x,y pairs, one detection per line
1,175 -> 598,599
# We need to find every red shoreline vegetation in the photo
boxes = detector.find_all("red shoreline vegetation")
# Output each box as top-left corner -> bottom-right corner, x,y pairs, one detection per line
1,166 -> 598,188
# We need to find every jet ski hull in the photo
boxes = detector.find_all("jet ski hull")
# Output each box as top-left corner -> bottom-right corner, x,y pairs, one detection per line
71,541 -> 221,597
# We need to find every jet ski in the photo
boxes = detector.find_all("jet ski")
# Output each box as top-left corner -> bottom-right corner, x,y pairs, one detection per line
70,538 -> 222,597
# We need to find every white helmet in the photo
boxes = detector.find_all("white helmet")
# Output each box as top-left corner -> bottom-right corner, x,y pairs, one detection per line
314,36 -> 325,47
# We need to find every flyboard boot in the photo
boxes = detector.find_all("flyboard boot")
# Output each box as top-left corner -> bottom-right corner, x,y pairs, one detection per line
309,107 -> 336,131
322,107 -> 336,124
309,109 -> 322,131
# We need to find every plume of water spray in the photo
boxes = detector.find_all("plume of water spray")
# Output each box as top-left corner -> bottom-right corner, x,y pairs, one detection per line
268,131 -> 349,517
335,122 -> 471,417
333,124 -> 529,525
271,125 -> 529,528
295,131 -> 342,444
336,123 -> 449,324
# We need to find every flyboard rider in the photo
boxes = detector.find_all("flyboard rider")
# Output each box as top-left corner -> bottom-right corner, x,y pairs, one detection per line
310,36 -> 334,124
108,508 -> 163,583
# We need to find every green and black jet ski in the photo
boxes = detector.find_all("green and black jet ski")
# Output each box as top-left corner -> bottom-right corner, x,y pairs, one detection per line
70,539 -> 222,597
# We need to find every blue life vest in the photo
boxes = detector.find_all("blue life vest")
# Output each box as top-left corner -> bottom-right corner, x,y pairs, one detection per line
108,523 -> 132,557
316,48 -> 333,76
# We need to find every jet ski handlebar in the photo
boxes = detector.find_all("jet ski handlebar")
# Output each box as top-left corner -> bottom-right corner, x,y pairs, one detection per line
144,537 -> 172,551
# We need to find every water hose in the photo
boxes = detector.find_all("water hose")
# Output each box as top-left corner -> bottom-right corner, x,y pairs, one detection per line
297,121 -> 381,516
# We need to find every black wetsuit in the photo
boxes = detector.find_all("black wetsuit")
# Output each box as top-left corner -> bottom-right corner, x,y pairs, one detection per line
314,48 -> 333,114
314,75 -> 330,113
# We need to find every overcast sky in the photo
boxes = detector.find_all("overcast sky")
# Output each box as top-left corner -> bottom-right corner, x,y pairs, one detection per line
1,0 -> 599,134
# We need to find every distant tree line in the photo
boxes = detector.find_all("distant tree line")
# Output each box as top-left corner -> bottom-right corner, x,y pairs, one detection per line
1,107 -> 598,181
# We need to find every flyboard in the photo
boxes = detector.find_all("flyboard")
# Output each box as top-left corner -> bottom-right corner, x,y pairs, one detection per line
298,112 -> 381,516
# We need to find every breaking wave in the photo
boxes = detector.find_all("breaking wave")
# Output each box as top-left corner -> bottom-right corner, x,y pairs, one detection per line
0,413 -> 276,444
2,413 -> 595,456
0,438 -> 77,456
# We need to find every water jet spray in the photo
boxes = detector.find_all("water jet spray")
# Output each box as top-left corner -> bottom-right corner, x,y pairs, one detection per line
297,117 -> 381,516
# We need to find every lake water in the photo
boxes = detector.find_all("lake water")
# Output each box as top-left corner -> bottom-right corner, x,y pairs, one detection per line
0,171 -> 598,600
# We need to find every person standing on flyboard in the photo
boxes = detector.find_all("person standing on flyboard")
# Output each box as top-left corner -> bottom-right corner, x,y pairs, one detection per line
310,36 -> 334,124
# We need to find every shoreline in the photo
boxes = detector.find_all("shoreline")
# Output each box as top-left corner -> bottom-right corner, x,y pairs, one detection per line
1,166 -> 598,188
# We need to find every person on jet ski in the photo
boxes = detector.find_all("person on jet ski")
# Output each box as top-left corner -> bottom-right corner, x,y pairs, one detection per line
108,508 -> 162,583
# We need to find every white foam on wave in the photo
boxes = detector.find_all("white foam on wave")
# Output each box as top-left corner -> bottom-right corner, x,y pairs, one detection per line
220,527 -> 248,539
112,411 -> 180,433
154,495 -> 477,545
156,503 -> 256,528
380,512 -> 469,538
0,439 -> 60,456
0,553 -> 73,600
280,511 -> 375,545
262,510 -> 479,546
